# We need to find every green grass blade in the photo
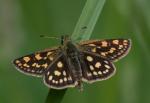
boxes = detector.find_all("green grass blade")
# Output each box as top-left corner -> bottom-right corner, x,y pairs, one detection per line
45,89 -> 67,103
45,0 -> 106,103
71,0 -> 106,41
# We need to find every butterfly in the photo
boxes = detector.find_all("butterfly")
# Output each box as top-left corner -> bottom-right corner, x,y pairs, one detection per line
13,35 -> 131,91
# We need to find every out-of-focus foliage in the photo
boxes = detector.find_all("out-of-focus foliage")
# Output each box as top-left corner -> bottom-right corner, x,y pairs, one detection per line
0,0 -> 150,103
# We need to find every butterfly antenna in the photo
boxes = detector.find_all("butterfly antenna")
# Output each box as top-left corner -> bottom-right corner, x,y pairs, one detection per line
40,35 -> 61,40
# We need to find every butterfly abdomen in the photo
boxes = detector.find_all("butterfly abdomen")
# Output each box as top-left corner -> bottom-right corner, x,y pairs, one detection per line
66,42 -> 83,88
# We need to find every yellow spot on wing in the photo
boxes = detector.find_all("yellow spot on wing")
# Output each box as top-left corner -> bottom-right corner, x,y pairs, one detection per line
104,65 -> 110,69
109,49 -> 114,53
15,60 -> 20,64
35,64 -> 41,68
89,44 -> 96,46
57,61 -> 63,68
98,71 -> 102,75
47,52 -> 52,56
63,71 -> 66,76
101,52 -> 106,56
44,57 -> 47,60
103,71 -> 106,74
95,62 -> 101,68
93,71 -> 98,75
64,77 -> 67,82
49,75 -> 53,80
54,70 -> 61,76
42,63 -> 48,68
91,48 -> 96,52
111,47 -> 116,51
49,56 -> 54,61
23,57 -> 30,62
108,48 -> 116,53
119,45 -> 123,49
32,63 -> 37,67
47,71 -> 50,75
87,56 -> 93,62
52,80 -> 56,83
101,41 -> 108,47
59,79 -> 63,83
113,40 -> 119,45
35,54 -> 42,60
105,69 -> 109,72
123,40 -> 128,43
23,63 -> 29,67
90,65 -> 94,71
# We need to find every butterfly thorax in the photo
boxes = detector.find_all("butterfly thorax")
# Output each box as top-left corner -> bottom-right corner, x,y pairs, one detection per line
64,41 -> 83,89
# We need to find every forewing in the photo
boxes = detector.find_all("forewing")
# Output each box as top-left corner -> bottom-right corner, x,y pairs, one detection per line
13,48 -> 59,77
81,51 -> 116,83
44,53 -> 75,89
80,39 -> 131,61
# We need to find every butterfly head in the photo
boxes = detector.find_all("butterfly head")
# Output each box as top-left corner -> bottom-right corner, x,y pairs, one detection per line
61,35 -> 71,45
40,34 -> 72,46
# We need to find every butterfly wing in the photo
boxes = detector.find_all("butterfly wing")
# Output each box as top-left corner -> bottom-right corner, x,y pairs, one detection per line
44,53 -> 76,89
79,39 -> 131,62
13,47 -> 59,77
80,51 -> 116,83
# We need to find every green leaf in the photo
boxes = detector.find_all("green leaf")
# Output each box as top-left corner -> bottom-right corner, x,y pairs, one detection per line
45,89 -> 67,103
72,0 -> 106,41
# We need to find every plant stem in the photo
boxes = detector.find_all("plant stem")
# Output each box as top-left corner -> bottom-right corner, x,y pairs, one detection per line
45,89 -> 67,103
72,0 -> 106,41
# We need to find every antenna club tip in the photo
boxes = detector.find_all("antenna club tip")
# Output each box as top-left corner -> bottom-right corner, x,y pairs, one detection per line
40,35 -> 45,37
39,35 -> 60,40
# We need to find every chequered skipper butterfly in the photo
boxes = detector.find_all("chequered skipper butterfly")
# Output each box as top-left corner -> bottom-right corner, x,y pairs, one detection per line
13,35 -> 131,91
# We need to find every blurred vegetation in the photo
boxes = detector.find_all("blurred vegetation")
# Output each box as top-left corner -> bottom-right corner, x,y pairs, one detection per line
0,0 -> 150,103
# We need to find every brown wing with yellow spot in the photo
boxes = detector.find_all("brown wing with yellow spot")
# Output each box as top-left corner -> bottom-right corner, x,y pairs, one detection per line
44,53 -> 76,89
81,51 -> 116,83
13,48 -> 60,77
79,39 -> 131,62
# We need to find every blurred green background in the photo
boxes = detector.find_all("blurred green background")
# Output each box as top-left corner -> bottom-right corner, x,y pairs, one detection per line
0,0 -> 150,103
